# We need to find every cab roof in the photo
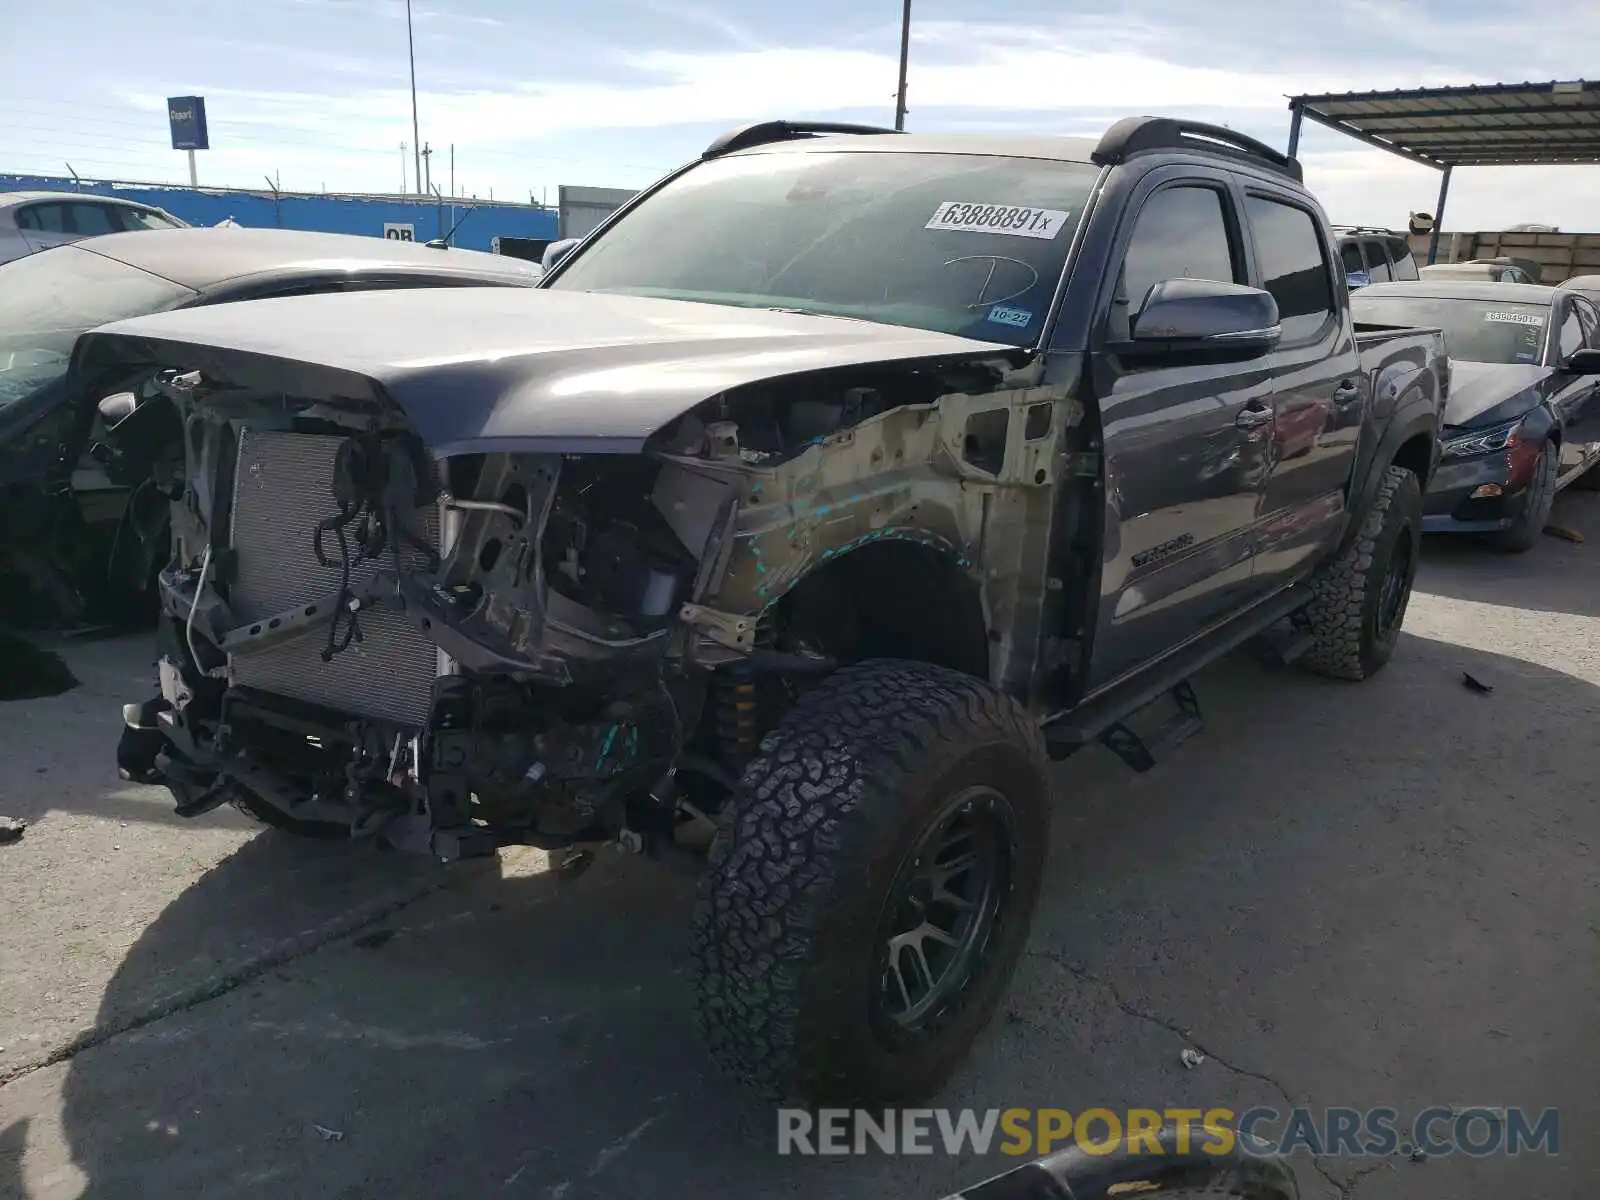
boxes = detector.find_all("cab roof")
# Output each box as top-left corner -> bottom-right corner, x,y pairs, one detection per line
726,131 -> 1104,165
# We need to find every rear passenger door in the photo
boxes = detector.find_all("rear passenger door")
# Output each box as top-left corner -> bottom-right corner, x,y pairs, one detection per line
1085,167 -> 1274,690
1241,186 -> 1365,591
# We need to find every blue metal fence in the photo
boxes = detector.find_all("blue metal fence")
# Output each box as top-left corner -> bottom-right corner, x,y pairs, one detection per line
0,174 -> 557,253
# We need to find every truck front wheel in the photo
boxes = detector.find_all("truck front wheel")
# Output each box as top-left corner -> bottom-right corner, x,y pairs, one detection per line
690,658 -> 1050,1104
1301,464 -> 1422,681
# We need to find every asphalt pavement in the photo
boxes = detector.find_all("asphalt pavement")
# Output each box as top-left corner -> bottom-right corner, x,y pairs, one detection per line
2,493 -> 1598,1200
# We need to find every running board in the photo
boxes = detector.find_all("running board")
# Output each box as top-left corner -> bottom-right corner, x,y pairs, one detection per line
1041,584 -> 1311,765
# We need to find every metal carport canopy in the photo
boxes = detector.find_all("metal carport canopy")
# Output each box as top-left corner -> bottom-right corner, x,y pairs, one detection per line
1285,79 -> 1600,262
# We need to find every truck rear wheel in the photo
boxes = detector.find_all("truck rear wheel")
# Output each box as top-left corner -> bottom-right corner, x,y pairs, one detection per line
1300,465 -> 1421,682
690,658 -> 1050,1104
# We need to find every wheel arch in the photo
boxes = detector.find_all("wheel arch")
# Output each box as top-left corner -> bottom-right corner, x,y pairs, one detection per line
1342,405 -> 1438,557
770,536 -> 992,683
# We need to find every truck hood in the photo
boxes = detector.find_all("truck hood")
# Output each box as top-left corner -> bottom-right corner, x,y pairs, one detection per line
1442,360 -> 1549,429
76,287 -> 1019,454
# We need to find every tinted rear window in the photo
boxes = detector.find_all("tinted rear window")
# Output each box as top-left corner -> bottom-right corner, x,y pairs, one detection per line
1388,239 -> 1419,280
1245,195 -> 1335,341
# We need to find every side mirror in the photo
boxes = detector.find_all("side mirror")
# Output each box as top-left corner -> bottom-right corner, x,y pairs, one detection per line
1129,278 -> 1281,357
98,391 -> 137,425
541,237 -> 582,272
1562,347 -> 1600,374
1346,270 -> 1372,290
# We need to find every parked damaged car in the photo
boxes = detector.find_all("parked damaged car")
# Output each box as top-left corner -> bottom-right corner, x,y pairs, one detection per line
1352,280 -> 1600,551
0,227 -> 544,627
89,117 -> 1446,1104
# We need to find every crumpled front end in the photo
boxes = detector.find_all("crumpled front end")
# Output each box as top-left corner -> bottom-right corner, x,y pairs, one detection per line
114,368 -> 746,859
97,311 -> 1068,861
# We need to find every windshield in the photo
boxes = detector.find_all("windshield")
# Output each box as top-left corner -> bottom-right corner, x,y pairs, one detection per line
1351,295 -> 1550,365
0,245 -> 196,409
546,149 -> 1102,345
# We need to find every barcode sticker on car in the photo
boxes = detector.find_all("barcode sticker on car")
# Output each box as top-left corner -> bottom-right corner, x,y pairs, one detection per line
926,202 -> 1070,240
1485,310 -> 1545,326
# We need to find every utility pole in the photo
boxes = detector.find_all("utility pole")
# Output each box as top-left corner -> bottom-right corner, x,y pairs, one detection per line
399,141 -> 408,193
449,143 -> 455,198
421,142 -> 432,195
894,0 -> 912,131
403,0 -> 422,192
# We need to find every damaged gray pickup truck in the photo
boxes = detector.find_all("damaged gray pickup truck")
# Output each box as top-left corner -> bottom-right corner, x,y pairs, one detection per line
86,117 -> 1447,1105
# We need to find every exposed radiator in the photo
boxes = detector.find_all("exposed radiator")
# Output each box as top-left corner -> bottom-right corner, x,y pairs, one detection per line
226,429 -> 441,728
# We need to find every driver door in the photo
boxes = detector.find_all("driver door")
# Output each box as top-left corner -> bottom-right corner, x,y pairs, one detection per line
1085,169 -> 1273,690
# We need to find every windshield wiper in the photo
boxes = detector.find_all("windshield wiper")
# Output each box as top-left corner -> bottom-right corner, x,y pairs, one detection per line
762,306 -> 872,324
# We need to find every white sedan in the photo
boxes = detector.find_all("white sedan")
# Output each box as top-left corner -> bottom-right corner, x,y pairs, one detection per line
0,191 -> 188,265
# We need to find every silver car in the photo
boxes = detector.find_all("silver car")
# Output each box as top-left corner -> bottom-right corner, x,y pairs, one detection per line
1558,273 -> 1600,308
0,191 -> 188,265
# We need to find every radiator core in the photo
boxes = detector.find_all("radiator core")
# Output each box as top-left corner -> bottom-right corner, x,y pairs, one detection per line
226,429 -> 441,727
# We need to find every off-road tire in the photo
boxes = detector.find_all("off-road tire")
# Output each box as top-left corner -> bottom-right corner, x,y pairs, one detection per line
1300,465 -> 1421,681
690,658 -> 1050,1105
1489,439 -> 1558,553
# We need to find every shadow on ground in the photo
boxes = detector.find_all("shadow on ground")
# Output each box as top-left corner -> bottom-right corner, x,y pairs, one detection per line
0,629 -> 78,702
0,628 -> 1583,1200
1414,488 -> 1600,618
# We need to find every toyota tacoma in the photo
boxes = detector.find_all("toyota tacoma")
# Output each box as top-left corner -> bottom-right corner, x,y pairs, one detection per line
85,116 -> 1447,1105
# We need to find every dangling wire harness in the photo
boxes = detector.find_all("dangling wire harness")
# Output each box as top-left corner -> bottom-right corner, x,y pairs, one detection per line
313,438 -> 442,664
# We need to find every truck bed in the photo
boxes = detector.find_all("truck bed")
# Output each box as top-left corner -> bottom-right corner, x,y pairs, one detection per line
1356,321 -> 1448,387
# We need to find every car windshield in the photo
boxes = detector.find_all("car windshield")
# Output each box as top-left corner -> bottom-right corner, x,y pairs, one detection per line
545,149 -> 1103,346
0,245 -> 195,409
1351,294 -> 1550,365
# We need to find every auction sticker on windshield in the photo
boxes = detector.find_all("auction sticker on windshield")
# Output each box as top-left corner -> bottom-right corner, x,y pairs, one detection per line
1485,310 -> 1545,326
926,202 -> 1069,240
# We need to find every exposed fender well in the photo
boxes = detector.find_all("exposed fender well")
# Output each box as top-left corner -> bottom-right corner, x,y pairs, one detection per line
766,537 -> 993,682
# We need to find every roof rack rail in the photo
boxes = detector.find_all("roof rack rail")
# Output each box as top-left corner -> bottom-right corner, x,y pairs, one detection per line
1092,117 -> 1303,183
701,120 -> 902,159
1332,224 -> 1405,237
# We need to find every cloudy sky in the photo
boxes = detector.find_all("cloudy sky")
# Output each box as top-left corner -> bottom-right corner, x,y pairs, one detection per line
3,0 -> 1599,229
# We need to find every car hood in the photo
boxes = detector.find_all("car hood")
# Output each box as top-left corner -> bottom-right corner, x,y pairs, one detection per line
76,287 -> 1020,454
1443,360 -> 1549,429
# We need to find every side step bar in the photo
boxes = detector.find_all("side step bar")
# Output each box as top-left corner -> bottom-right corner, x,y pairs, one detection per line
1041,584 -> 1311,767
1096,680 -> 1201,773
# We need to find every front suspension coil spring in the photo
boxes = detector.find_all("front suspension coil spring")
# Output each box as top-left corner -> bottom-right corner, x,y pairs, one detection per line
714,612 -> 777,766
716,666 -> 762,763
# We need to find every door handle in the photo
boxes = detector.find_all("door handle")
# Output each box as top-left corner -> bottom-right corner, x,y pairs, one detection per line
1332,380 -> 1361,406
1235,401 -> 1273,430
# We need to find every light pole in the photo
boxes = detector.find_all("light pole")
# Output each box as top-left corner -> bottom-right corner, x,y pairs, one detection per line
894,0 -> 912,131
406,0 -> 422,194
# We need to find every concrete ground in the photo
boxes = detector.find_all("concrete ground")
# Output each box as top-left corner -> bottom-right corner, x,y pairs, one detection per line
2,495 -> 1598,1200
